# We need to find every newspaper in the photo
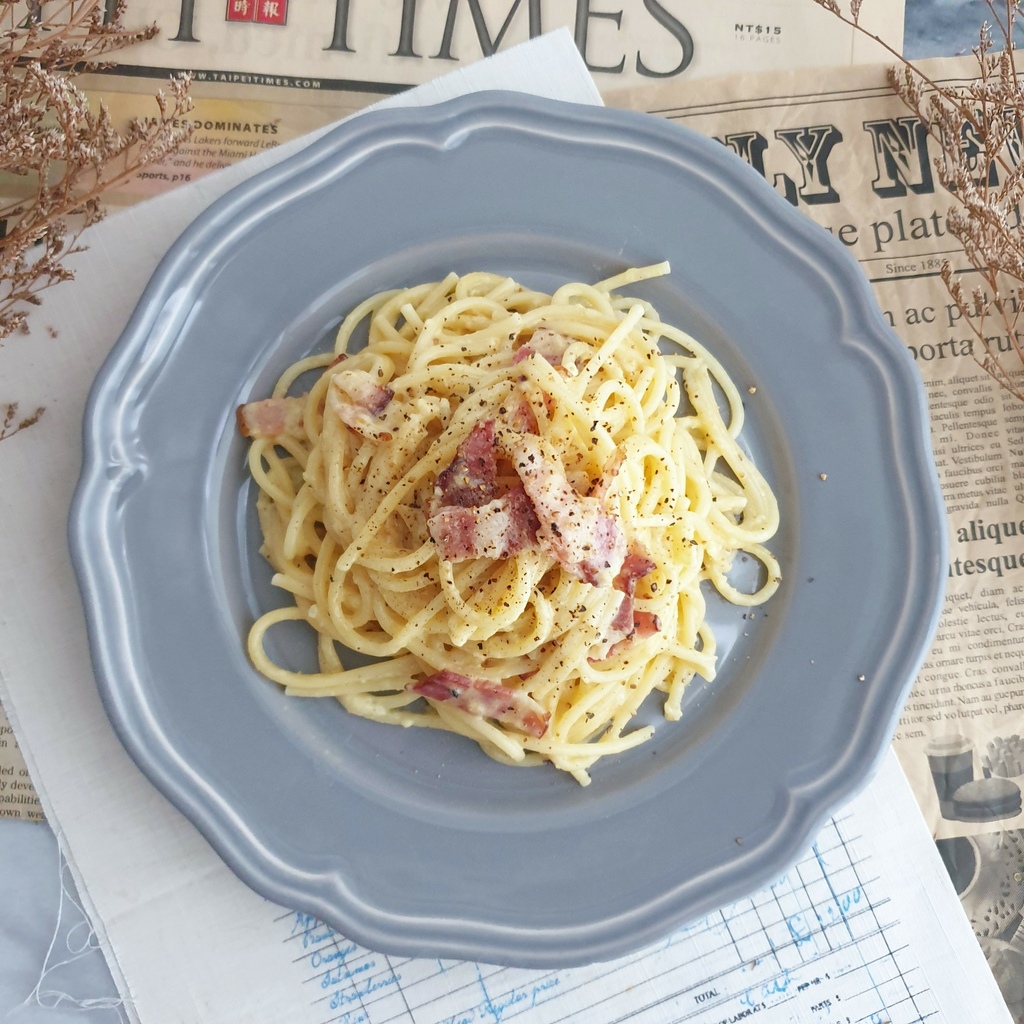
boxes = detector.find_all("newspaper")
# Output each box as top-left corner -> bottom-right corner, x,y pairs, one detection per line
72,0 -> 903,209
0,705 -> 42,822
98,0 -> 905,89
607,53 -> 1024,1021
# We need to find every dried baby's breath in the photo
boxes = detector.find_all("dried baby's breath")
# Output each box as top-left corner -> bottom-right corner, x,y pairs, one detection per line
816,0 -> 1024,400
0,0 -> 194,436
0,400 -> 44,440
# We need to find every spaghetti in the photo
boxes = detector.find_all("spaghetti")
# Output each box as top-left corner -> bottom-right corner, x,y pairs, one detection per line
238,264 -> 780,785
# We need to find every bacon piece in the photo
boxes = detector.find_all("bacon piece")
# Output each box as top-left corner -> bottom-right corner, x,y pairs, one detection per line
408,669 -> 549,738
328,369 -> 394,438
335,368 -> 392,414
434,420 -> 498,508
236,395 -> 306,440
578,516 -> 627,587
609,591 -> 635,639
614,548 -> 657,596
632,611 -> 661,638
586,592 -> 634,663
428,486 -> 539,561
592,547 -> 660,660
513,328 -> 574,369
598,604 -> 663,661
504,396 -> 539,435
428,421 -> 542,560
506,434 -> 626,587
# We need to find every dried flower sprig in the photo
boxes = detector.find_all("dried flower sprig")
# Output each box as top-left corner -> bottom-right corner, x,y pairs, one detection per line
815,0 -> 1024,400
0,0 -> 194,436
1,0 -> 194,337
0,401 -> 44,440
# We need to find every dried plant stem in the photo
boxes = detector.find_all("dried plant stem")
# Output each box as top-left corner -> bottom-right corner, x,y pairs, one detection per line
0,0 -> 195,439
0,402 -> 45,440
817,0 -> 1024,400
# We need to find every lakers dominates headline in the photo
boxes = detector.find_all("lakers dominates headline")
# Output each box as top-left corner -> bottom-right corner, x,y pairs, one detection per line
237,264 -> 780,785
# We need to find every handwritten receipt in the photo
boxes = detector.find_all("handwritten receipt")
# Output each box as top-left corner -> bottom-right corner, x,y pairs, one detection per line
268,754 -> 1008,1024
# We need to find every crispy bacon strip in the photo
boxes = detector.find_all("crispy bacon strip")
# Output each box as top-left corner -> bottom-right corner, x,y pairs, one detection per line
506,433 -> 626,587
408,669 -> 549,738
236,395 -> 306,440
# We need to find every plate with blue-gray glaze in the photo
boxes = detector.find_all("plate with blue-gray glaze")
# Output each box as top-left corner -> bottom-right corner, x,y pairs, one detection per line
70,91 -> 945,968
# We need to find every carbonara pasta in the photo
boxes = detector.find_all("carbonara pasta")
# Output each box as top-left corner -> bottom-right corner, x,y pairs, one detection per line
238,264 -> 780,785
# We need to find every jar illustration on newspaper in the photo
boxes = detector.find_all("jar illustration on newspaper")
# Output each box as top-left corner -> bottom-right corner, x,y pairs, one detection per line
927,734 -> 976,819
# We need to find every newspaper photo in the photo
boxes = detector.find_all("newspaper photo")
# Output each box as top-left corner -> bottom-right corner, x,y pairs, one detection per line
607,54 -> 1024,1020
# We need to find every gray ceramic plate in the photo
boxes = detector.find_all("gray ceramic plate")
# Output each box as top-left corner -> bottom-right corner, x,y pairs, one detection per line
70,91 -> 945,968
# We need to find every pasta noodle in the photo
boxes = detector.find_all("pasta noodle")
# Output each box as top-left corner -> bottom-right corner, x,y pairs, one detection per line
238,264 -> 780,785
